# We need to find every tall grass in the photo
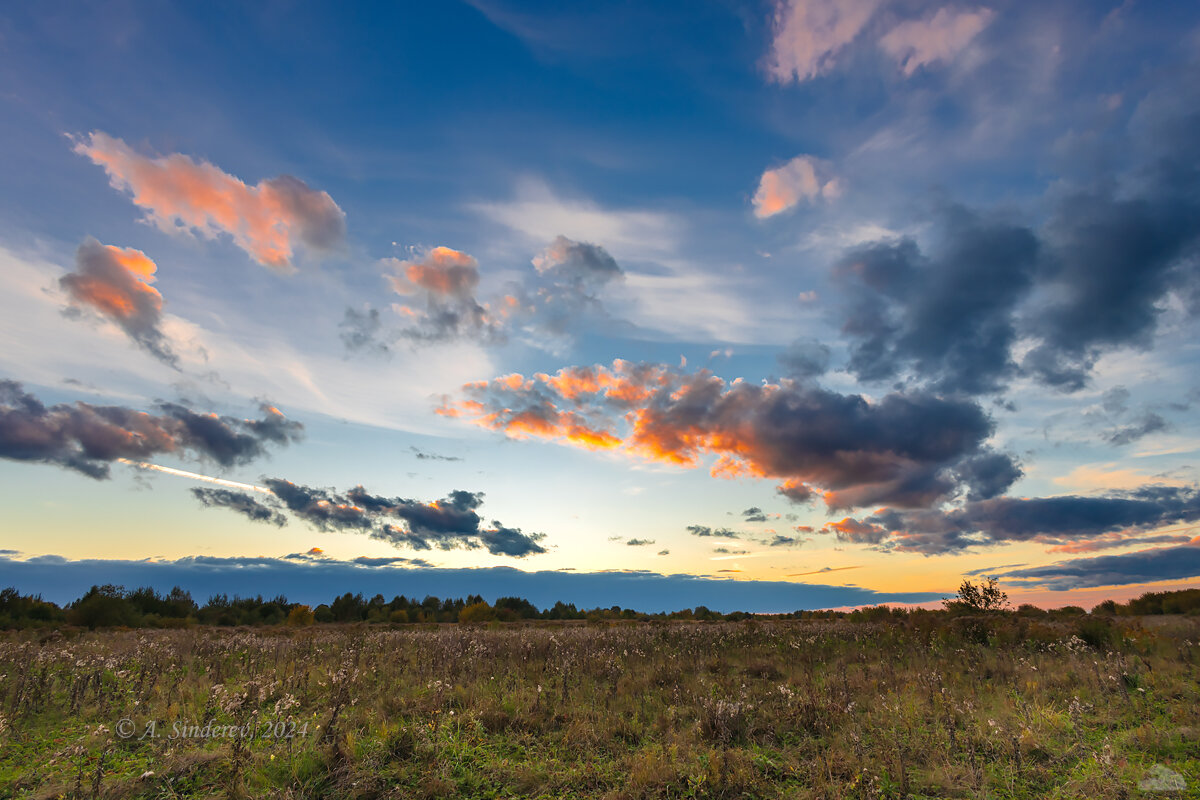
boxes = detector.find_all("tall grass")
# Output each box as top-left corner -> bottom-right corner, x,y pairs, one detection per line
0,615 -> 1196,798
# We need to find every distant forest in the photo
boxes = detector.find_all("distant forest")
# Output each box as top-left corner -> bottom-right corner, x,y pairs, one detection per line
1,583 -> 1198,630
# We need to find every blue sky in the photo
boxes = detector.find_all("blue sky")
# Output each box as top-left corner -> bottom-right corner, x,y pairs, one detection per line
0,0 -> 1198,612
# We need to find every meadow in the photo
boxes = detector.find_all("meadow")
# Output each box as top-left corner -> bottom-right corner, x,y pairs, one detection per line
1,612 -> 1197,799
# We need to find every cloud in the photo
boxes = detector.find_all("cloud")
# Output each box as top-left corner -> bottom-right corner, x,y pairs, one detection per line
687,525 -> 742,539
0,381 -> 302,479
409,446 -> 462,462
777,339 -> 831,380
994,540 -> 1200,590
1044,530 -> 1195,554
339,307 -> 389,356
742,507 -> 768,522
441,359 -> 1019,511
823,517 -> 889,544
753,155 -> 841,218
1020,94 -> 1200,391
385,247 -> 504,345
833,206 -> 1038,395
371,236 -> 625,349
879,7 -> 994,76
765,1 -> 992,84
73,131 -> 345,270
1106,412 -> 1169,447
192,487 -> 288,527
0,552 -> 941,611
522,235 -> 626,337
626,538 -> 656,546
836,486 -> 1200,554
776,478 -> 817,505
766,0 -> 882,83
60,238 -> 178,367
196,478 -> 546,558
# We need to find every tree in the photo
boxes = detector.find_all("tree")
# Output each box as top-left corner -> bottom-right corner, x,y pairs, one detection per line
944,578 -> 1009,614
459,601 -> 494,624
286,605 -> 316,626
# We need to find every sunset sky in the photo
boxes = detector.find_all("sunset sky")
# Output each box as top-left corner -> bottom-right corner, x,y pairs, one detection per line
1,0 -> 1198,611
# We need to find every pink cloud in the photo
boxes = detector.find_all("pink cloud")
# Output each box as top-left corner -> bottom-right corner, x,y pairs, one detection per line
73,131 -> 345,270
766,0 -> 882,83
878,7 -> 994,76
753,155 -> 840,218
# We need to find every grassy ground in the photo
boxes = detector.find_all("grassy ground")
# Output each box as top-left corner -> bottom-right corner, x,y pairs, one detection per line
1,616 -> 1197,799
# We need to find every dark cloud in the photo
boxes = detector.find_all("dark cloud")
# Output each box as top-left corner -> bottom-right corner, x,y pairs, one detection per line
686,525 -> 742,538
834,208 -> 1039,395
742,506 -> 767,522
352,555 -> 433,568
657,549 -> 670,556
829,89 -> 1200,395
0,381 -> 302,479
995,541 -> 1200,590
192,488 -> 287,527
836,486 -> 1200,554
445,361 -> 1019,512
207,478 -> 546,558
777,339 -> 831,380
765,534 -> 806,547
409,446 -> 462,462
823,517 -> 890,545
776,480 -> 817,505
626,538 -> 656,546
60,238 -> 178,367
1105,411 -> 1169,446
954,450 -> 1024,501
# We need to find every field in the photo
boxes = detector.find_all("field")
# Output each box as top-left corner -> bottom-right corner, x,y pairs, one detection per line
1,616 -> 1198,799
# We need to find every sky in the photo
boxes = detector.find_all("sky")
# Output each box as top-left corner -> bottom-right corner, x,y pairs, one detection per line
1,0 -> 1198,612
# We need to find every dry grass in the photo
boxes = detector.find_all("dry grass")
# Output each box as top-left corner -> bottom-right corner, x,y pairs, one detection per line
0,615 -> 1197,798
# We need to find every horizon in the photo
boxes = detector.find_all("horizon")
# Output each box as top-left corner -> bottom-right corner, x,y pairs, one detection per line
2,0 -> 1199,613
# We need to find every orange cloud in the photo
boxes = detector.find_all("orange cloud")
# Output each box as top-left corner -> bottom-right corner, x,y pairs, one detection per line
388,246 -> 480,297
74,132 -> 345,270
441,359 -> 1010,512
60,238 -> 177,366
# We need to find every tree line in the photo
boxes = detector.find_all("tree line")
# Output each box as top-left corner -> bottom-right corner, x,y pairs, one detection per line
0,582 -> 1197,630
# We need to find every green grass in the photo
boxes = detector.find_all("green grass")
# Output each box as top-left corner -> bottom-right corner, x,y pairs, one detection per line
1,616 -> 1197,798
